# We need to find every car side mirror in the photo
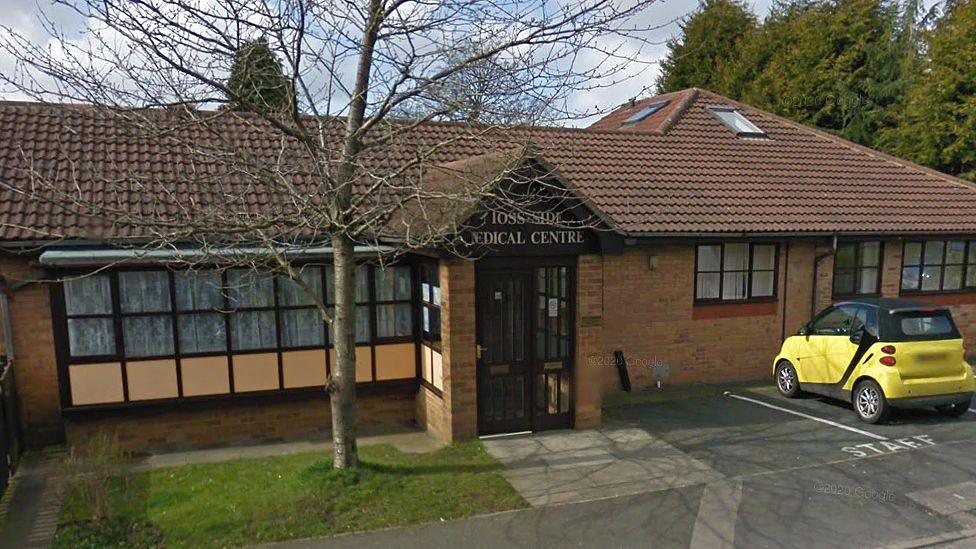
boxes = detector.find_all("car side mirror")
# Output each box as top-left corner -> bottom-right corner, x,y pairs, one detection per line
798,325 -> 809,336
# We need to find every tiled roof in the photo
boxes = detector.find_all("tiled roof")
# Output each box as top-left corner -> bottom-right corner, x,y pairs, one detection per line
2,88 -> 976,242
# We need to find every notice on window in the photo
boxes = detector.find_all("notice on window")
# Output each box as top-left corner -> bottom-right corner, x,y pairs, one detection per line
548,298 -> 559,317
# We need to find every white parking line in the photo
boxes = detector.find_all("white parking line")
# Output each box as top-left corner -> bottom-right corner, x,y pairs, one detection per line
969,408 -> 976,415
725,392 -> 889,441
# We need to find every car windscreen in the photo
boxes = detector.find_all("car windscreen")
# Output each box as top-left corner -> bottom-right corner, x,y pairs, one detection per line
882,310 -> 961,341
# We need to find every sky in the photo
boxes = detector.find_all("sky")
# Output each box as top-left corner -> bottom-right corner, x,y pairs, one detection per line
0,0 -> 783,120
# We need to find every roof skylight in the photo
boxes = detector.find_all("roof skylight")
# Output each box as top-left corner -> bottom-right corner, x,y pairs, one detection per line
708,107 -> 766,138
622,100 -> 669,125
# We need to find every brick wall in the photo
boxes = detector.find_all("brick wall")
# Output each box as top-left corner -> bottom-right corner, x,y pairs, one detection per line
575,254 -> 603,428
64,389 -> 416,453
416,258 -> 477,443
599,242 -> 820,389
0,255 -> 63,446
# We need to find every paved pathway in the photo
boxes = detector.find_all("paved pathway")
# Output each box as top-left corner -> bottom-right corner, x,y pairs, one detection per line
481,421 -> 722,506
0,447 -> 65,548
129,429 -> 443,471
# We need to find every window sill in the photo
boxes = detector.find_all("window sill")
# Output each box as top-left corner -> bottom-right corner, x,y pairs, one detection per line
693,297 -> 777,306
832,293 -> 882,301
898,289 -> 976,305
692,300 -> 778,320
419,379 -> 443,398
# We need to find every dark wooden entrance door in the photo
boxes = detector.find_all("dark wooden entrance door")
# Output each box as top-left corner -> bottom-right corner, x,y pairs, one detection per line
476,266 -> 573,435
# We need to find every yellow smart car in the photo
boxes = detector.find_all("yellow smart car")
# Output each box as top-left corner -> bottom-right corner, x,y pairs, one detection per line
773,298 -> 974,423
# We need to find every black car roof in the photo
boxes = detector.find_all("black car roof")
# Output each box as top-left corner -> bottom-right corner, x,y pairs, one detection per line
837,297 -> 945,312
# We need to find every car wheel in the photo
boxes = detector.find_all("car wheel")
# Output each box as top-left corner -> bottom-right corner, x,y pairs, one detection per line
775,361 -> 801,398
936,399 -> 972,418
853,380 -> 890,424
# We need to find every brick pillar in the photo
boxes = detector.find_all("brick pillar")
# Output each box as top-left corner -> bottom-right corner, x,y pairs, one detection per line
438,258 -> 478,441
574,254 -> 603,429
0,257 -> 64,446
814,245 -> 834,313
881,240 -> 902,297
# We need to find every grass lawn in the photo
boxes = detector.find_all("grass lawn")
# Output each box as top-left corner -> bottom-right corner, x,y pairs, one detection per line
54,440 -> 526,548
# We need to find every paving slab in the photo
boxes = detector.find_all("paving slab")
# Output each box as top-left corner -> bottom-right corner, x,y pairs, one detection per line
129,428 -> 443,471
482,422 -> 723,507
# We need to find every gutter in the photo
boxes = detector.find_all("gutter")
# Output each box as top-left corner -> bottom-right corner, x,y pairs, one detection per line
37,245 -> 395,267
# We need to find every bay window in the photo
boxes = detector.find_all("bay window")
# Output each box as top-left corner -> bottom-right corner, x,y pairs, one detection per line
695,243 -> 778,302
59,262 -> 417,407
833,241 -> 882,297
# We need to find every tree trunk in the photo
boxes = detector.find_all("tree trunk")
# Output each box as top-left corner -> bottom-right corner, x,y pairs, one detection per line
329,233 -> 359,469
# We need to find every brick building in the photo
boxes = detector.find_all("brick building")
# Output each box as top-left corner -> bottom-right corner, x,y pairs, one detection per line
4,88 -> 976,451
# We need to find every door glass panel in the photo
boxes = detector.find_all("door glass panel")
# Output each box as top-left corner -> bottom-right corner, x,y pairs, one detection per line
559,372 -> 571,414
547,374 -> 558,414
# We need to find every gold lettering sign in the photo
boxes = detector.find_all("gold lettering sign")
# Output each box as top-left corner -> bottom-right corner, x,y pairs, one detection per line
469,211 -> 585,247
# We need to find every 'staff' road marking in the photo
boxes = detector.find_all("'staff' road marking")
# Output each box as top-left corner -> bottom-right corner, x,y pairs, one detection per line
725,392 -> 888,441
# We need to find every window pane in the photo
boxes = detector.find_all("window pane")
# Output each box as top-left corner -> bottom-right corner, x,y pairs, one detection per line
924,241 -> 945,265
967,265 -> 976,288
859,242 -> 881,267
326,266 -> 369,304
944,265 -> 963,290
227,270 -> 274,308
947,241 -> 966,264
356,305 -> 370,343
723,243 -> 749,271
178,313 -> 226,354
696,273 -> 720,299
279,267 -> 323,307
834,271 -> 855,295
281,308 -> 325,347
921,265 -> 942,291
835,244 -> 856,269
722,271 -> 748,300
751,271 -> 774,297
123,315 -> 174,357
697,245 -> 721,271
67,318 -> 115,356
903,243 -> 922,266
375,266 -> 411,301
432,285 -> 442,306
119,271 -> 171,313
752,245 -> 776,270
377,303 -> 412,338
969,242 -> 976,265
901,267 -> 920,290
64,275 -> 113,315
175,271 -> 223,311
858,268 -> 879,294
231,310 -> 277,350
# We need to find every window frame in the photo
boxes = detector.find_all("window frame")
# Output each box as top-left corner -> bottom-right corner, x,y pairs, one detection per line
53,260 -> 419,409
694,242 -> 780,304
707,107 -> 767,138
622,100 -> 669,125
900,239 -> 976,295
419,262 -> 442,349
832,241 -> 884,298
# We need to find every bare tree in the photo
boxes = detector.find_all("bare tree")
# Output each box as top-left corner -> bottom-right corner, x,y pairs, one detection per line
0,0 -> 662,469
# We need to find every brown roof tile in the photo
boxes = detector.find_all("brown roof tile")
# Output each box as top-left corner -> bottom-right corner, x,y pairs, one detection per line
2,89 -> 976,241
